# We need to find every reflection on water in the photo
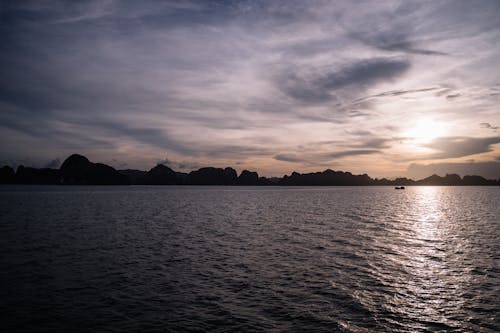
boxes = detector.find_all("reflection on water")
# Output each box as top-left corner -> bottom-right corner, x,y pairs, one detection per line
353,186 -> 498,332
0,186 -> 498,332
393,187 -> 467,331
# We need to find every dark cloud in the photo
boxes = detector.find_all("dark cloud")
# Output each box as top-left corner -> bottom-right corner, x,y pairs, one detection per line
110,158 -> 129,169
368,38 -> 448,56
325,149 -> 380,159
354,138 -> 392,149
357,87 -> 440,102
274,154 -> 304,163
345,129 -> 372,136
345,12 -> 448,56
0,105 -> 117,150
318,57 -> 411,89
156,157 -> 204,171
348,111 -> 372,118
0,1 -> 235,29
202,145 -> 272,158
480,123 -> 499,130
280,57 -> 410,103
424,136 -> 500,159
44,158 -> 61,169
298,136 -> 395,151
0,106 -> 192,155
407,161 -> 500,179
274,149 -> 380,164
100,123 -> 194,154
157,158 -> 173,166
446,93 -> 461,99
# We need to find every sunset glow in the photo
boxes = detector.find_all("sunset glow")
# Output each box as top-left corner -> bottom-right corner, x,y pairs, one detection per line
0,1 -> 499,179
404,118 -> 448,144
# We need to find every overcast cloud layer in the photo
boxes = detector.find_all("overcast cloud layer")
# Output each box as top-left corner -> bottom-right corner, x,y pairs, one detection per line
1,0 -> 499,178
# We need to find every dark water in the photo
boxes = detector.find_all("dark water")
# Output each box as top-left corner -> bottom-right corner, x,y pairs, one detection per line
0,186 -> 498,332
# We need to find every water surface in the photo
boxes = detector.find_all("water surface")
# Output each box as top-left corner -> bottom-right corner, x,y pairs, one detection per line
1,186 -> 498,332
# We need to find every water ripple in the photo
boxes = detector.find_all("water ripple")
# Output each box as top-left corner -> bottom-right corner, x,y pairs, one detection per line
0,185 -> 498,332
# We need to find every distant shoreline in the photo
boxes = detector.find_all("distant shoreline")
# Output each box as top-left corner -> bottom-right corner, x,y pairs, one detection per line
1,154 -> 499,186
1,184 -> 499,187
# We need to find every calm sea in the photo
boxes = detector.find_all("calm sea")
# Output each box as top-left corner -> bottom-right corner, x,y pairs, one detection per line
0,186 -> 498,332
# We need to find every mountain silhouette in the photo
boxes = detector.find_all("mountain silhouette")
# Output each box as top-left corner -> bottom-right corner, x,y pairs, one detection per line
188,167 -> 237,185
415,173 -> 460,185
142,164 -> 178,185
461,175 -> 497,185
60,154 -> 129,185
0,166 -> 16,184
118,169 -> 147,184
236,170 -> 259,185
0,153 -> 498,185
279,169 -> 372,186
16,166 -> 60,184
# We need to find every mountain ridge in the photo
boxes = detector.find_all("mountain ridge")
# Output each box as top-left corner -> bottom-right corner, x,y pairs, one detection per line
0,154 -> 498,186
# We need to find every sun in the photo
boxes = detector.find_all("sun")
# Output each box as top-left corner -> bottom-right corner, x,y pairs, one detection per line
403,118 -> 447,143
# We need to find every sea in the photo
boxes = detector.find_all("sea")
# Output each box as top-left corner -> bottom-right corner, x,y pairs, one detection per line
0,186 -> 498,332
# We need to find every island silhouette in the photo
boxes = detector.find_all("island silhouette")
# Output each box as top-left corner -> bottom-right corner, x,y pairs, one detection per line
1,154 -> 499,186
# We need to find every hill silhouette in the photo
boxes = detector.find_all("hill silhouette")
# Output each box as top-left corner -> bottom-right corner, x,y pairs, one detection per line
142,164 -> 179,185
59,154 -> 129,185
0,154 -> 498,186
280,169 -> 372,186
0,166 -> 16,184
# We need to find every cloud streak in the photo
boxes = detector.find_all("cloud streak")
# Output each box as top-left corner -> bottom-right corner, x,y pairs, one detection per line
279,57 -> 410,104
480,123 -> 499,131
424,137 -> 500,159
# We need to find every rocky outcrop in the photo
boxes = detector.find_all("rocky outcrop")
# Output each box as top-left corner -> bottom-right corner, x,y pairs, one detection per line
60,154 -> 129,185
16,166 -> 60,184
188,167 -> 237,185
416,174 -> 462,186
142,164 -> 178,185
2,153 -> 499,186
0,166 -> 16,184
279,169 -> 372,186
236,170 -> 259,185
462,175 -> 497,186
119,169 -> 147,184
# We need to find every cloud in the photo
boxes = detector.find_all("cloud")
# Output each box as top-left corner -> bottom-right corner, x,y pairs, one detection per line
156,157 -> 204,171
274,149 -> 380,164
407,161 -> 500,179
480,123 -> 499,130
319,58 -> 410,89
1,1 -> 500,175
325,149 -> 380,159
274,154 -> 304,163
353,138 -> 392,149
345,129 -> 372,136
44,158 -> 61,169
342,2 -> 449,56
356,87 -> 441,102
376,42 -> 447,56
279,57 -> 410,103
352,30 -> 448,56
424,136 -> 500,159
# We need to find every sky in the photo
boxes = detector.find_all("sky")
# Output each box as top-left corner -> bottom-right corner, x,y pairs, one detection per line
1,0 -> 499,178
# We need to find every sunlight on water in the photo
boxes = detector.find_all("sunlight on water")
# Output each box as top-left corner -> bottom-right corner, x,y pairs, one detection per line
352,187 -> 497,332
413,186 -> 442,241
0,186 -> 498,332
404,187 -> 465,330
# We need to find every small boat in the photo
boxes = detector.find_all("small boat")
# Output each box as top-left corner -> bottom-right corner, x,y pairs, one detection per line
394,186 -> 405,190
